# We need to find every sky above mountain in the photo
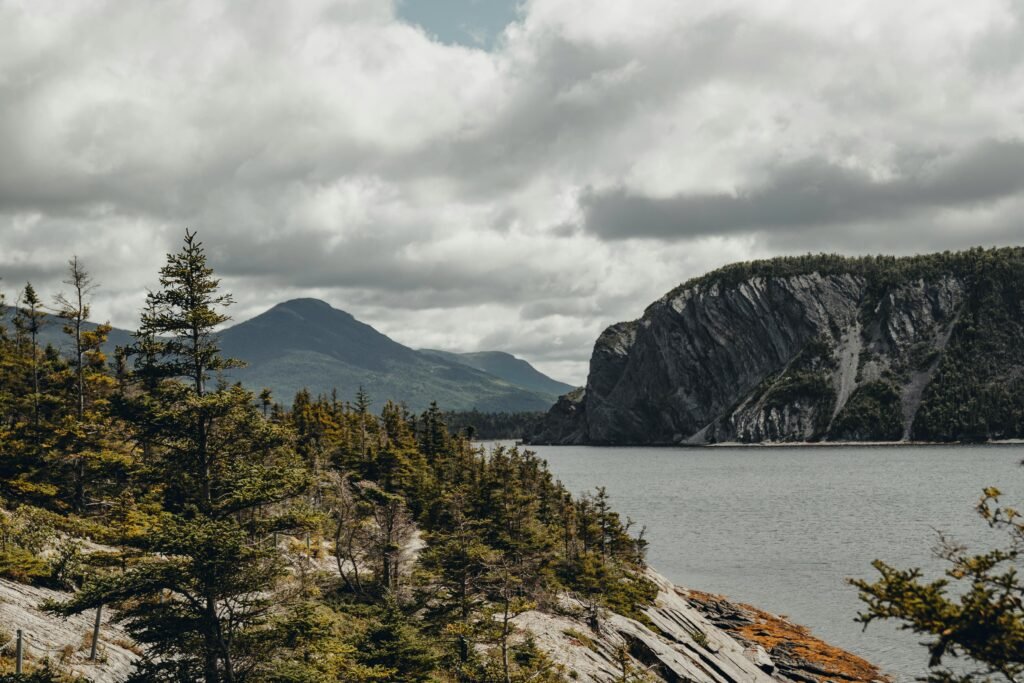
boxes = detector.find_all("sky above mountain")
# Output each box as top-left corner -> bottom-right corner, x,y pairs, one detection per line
2,0 -> 1024,385
395,0 -> 521,49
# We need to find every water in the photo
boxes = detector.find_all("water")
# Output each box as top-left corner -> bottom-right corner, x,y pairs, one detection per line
491,443 -> 1023,681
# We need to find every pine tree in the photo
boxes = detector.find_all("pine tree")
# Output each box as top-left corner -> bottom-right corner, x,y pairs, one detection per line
50,231 -> 309,683
355,595 -> 437,682
851,487 -> 1024,683
15,283 -> 45,434
1,283 -> 60,502
258,387 -> 272,418
52,257 -> 121,512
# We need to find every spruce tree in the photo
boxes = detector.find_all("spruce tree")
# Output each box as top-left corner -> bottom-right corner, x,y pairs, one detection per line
50,231 -> 309,683
15,283 -> 45,434
52,257 -> 121,512
1,283 -> 60,502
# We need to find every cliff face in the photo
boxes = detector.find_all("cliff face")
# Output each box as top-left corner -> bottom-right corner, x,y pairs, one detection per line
529,248 -> 1024,445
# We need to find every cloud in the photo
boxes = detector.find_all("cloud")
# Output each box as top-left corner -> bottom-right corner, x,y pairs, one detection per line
2,0 -> 1024,387
581,139 -> 1024,240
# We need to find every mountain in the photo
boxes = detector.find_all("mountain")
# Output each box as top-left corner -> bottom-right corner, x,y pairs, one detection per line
2,299 -> 567,412
528,247 -> 1024,445
218,298 -> 556,411
418,349 -> 574,398
0,306 -> 135,356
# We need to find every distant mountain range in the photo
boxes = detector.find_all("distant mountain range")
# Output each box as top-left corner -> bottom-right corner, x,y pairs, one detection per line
418,349 -> 574,398
0,308 -> 136,356
3,298 -> 571,412
217,299 -> 568,411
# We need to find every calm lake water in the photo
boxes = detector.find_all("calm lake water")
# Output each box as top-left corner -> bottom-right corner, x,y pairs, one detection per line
485,442 -> 1023,681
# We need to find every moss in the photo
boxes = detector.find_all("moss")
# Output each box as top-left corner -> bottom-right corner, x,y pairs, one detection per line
687,591 -> 888,683
562,628 -> 599,652
0,548 -> 49,584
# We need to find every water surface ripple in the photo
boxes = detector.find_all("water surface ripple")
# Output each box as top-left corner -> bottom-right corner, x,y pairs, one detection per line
499,443 -> 1023,681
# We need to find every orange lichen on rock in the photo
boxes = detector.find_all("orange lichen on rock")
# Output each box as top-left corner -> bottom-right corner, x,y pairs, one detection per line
685,589 -> 890,683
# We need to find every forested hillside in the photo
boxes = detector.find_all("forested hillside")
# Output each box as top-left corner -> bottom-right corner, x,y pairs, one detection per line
0,234 -> 655,682
218,299 -> 562,412
0,300 -> 567,415
419,350 -> 574,399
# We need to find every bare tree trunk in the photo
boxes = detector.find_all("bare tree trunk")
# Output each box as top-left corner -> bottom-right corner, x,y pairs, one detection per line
502,595 -> 512,683
334,521 -> 356,593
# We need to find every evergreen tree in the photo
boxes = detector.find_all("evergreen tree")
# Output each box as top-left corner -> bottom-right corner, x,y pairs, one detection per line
15,282 -> 45,435
852,487 -> 1024,683
355,595 -> 437,682
52,257 -> 122,512
0,284 -> 61,503
50,231 -> 309,683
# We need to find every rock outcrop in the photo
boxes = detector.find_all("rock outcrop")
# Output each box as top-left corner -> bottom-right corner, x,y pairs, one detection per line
0,578 -> 138,682
0,566 -> 884,683
686,590 -> 886,683
514,568 -> 887,683
528,248 -> 1024,445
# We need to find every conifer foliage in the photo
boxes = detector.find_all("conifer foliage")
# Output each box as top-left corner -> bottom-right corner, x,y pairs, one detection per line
51,232 -> 310,682
0,231 -> 652,682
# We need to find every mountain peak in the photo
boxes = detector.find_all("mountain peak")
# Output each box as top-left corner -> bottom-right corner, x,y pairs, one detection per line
272,298 -> 353,319
218,301 -> 562,411
222,297 -> 408,370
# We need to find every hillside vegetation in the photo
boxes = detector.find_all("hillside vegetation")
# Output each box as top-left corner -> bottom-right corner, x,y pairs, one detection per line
0,234 -> 652,682
219,299 -> 562,412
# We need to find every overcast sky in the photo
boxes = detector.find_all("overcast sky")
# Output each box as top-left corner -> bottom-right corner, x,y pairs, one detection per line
2,0 -> 1023,385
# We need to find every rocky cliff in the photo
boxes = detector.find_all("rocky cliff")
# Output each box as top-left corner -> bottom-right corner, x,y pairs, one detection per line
528,248 -> 1024,445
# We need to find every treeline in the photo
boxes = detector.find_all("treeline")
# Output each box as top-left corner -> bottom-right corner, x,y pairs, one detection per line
667,245 -> 1024,300
443,410 -> 545,440
0,232 -> 651,682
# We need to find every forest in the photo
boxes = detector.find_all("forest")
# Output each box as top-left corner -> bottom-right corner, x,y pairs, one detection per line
442,412 -> 544,441
0,232 -> 653,682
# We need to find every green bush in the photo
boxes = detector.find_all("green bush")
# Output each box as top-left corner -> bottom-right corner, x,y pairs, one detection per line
0,548 -> 49,584
829,381 -> 903,441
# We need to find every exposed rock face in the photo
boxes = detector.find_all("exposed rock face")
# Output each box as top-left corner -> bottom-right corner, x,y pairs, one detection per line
527,387 -> 588,445
528,250 -> 1024,445
0,578 -> 138,683
0,566 -> 883,683
686,590 -> 887,683
514,569 -> 887,683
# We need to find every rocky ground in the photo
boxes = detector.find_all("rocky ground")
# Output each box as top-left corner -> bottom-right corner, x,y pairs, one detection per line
514,569 -> 888,683
0,578 -> 138,682
686,589 -> 887,683
0,542 -> 886,683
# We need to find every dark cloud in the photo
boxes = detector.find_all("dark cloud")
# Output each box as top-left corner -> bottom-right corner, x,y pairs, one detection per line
581,139 -> 1024,240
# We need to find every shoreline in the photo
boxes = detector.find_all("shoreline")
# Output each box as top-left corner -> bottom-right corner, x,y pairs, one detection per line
512,439 -> 1024,448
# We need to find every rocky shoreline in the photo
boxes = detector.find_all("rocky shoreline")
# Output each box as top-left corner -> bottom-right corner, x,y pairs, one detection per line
0,566 -> 886,683
514,568 -> 888,683
685,589 -> 887,683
